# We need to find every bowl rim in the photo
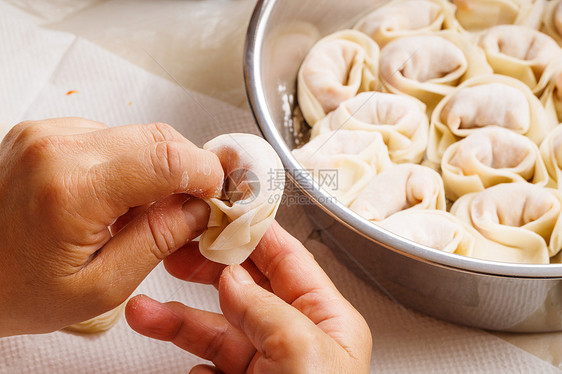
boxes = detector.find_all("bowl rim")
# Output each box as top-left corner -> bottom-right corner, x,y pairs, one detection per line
243,0 -> 562,278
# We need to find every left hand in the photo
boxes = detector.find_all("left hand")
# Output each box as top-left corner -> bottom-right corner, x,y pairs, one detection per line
0,118 -> 224,336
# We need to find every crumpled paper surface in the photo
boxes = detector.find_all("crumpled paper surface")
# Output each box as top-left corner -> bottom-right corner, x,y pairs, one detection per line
0,1 -> 560,372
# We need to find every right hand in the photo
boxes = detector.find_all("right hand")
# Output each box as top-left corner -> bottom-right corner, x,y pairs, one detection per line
126,221 -> 373,374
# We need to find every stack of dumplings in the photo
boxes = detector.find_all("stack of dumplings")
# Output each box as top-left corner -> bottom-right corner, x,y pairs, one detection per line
293,0 -> 562,265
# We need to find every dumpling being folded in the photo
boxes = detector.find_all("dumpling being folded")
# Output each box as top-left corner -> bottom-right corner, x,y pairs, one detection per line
199,134 -> 284,265
441,127 -> 548,200
451,0 -> 545,32
354,0 -> 458,46
311,92 -> 429,164
451,183 -> 562,263
297,29 -> 379,126
379,209 -> 551,263
540,125 -> 562,189
349,164 -> 445,221
379,31 -> 492,109
426,74 -> 557,168
541,0 -> 562,45
478,25 -> 562,91
292,130 -> 391,205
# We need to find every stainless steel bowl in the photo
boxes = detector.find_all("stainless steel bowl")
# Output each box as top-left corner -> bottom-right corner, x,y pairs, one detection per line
244,0 -> 562,332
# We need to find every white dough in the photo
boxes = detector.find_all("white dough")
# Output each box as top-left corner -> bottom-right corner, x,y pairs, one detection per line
379,31 -> 492,109
541,0 -> 562,45
441,127 -> 548,200
349,163 -> 446,221
378,210 -> 477,255
311,92 -> 429,164
540,125 -> 562,189
538,58 -> 562,122
426,74 -> 558,168
354,0 -> 459,46
199,134 -> 284,265
451,183 -> 562,263
378,209 -> 539,263
64,302 -> 125,334
297,29 -> 379,126
452,0 -> 546,32
292,130 -> 392,205
478,25 -> 562,91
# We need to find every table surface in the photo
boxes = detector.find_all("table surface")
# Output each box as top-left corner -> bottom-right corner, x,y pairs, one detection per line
2,0 -> 562,372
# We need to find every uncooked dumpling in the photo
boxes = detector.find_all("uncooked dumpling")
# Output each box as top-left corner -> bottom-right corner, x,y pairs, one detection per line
541,0 -> 562,45
441,127 -> 548,200
381,209 -> 553,263
451,183 -> 562,263
64,302 -> 125,334
540,125 -> 562,189
199,134 -> 284,265
378,210 -> 477,255
297,29 -> 379,126
426,74 -> 557,168
478,25 -> 562,91
349,164 -> 445,221
354,0 -> 458,46
452,0 -> 545,32
379,31 -> 492,109
292,130 -> 392,205
311,92 -> 428,164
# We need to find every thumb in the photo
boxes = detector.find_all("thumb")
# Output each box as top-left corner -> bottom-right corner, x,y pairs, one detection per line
79,195 -> 210,310
219,265 -> 327,363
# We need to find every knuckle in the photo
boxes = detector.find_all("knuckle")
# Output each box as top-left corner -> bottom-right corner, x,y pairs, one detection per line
203,325 -> 229,361
145,122 -> 178,143
145,208 -> 178,260
6,121 -> 44,146
291,289 -> 325,314
149,141 -> 182,180
19,135 -> 61,164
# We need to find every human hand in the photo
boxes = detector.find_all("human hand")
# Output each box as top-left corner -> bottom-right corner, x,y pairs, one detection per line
0,118 -> 223,336
126,221 -> 372,374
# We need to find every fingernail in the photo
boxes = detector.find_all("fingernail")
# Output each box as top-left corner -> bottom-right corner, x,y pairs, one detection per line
189,365 -> 220,374
229,264 -> 254,285
183,198 -> 210,231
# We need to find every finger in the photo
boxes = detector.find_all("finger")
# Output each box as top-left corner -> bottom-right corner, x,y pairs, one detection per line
87,140 -> 224,222
189,365 -> 222,374
126,295 -> 255,373
110,203 -> 152,235
251,221 -> 339,305
164,241 -> 226,285
2,117 -> 107,147
80,196 -> 210,308
250,222 -> 372,358
219,265 -> 336,365
75,122 -> 193,159
25,117 -> 108,130
164,241 -> 271,290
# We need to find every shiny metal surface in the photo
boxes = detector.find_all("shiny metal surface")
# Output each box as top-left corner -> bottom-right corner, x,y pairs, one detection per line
244,0 -> 562,332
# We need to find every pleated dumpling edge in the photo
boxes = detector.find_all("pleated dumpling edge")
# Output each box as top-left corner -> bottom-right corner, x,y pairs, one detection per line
199,134 -> 285,265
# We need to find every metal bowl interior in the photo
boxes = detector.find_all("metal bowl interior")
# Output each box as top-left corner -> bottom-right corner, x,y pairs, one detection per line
244,0 -> 562,279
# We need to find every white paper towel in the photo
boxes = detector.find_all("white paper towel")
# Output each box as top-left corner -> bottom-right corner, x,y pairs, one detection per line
0,1 -> 560,373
